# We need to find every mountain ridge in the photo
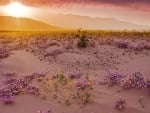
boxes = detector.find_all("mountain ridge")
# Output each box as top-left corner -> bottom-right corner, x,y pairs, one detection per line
33,13 -> 150,30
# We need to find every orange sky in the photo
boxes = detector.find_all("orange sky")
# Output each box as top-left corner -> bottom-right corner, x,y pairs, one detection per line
0,0 -> 150,26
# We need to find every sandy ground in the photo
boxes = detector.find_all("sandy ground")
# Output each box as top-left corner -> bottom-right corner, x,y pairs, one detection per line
0,37 -> 150,113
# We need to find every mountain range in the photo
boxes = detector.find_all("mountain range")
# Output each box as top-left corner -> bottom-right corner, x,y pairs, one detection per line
0,14 -> 150,31
35,14 -> 150,30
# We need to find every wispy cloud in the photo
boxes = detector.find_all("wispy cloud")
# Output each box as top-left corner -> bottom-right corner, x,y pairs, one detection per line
0,0 -> 149,26
0,0 -> 150,11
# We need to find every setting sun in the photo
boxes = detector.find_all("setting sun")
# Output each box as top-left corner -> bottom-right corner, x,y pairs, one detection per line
5,2 -> 28,17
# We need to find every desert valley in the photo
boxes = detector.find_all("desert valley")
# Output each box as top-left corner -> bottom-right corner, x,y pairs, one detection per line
0,0 -> 150,113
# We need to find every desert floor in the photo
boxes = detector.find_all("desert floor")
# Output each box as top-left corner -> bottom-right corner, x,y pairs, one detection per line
0,35 -> 150,113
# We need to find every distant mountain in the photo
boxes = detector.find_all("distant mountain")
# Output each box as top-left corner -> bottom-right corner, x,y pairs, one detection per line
35,14 -> 150,30
0,16 -> 58,31
1,15 -> 149,31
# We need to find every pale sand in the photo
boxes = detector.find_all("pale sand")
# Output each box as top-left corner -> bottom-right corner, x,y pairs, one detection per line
0,39 -> 150,113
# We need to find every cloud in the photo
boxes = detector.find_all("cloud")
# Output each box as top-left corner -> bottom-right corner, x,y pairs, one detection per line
0,0 -> 150,11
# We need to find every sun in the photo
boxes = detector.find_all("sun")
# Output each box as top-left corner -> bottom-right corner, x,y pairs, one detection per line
5,2 -> 28,17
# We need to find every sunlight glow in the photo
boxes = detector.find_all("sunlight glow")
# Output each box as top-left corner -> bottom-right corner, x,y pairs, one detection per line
5,2 -> 28,17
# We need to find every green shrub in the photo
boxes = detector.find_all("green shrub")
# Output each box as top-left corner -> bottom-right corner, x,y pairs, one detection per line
77,30 -> 88,48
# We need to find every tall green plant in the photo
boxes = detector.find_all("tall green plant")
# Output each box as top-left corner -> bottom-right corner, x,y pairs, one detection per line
76,29 -> 87,48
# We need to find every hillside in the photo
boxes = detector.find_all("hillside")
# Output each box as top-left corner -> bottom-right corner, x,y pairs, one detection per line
0,16 -> 58,31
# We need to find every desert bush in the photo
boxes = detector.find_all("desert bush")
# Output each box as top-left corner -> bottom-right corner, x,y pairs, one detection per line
76,30 -> 88,48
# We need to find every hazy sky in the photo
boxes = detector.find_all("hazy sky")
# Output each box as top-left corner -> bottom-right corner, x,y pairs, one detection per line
0,0 -> 150,26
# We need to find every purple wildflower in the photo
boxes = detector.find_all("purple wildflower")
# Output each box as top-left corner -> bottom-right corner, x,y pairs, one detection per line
115,97 -> 127,111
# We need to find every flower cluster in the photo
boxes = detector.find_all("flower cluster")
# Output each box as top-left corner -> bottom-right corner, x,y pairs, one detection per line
0,46 -> 10,58
104,72 -> 123,86
146,80 -> 150,94
0,87 -> 14,104
68,72 -> 83,79
3,72 -> 16,77
37,109 -> 51,113
144,42 -> 150,49
128,43 -> 145,50
36,71 -> 95,105
44,49 -> 63,57
25,86 -> 39,95
114,39 -> 150,51
63,40 -> 74,49
0,73 -> 42,104
121,72 -> 145,89
76,78 -> 93,90
115,97 -> 127,111
146,80 -> 150,88
76,81 -> 87,90
104,72 -> 146,89
116,41 -> 129,49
